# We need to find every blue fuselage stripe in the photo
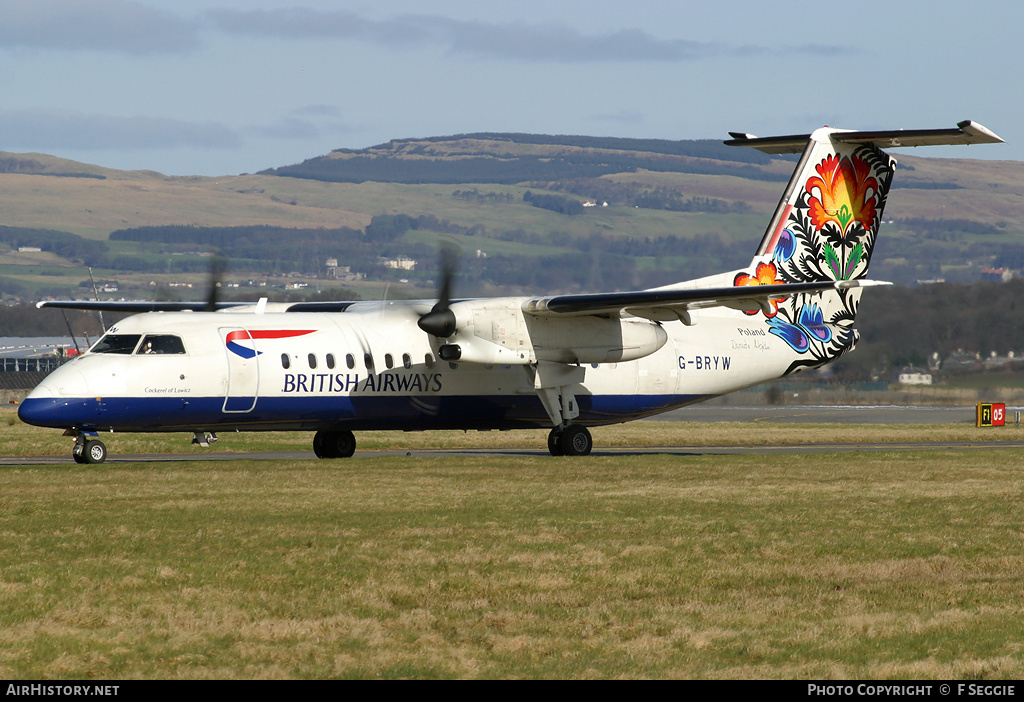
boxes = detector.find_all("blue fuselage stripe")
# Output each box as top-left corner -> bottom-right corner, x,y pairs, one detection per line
18,393 -> 709,432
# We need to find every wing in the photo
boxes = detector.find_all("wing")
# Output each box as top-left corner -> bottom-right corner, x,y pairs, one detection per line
36,300 -> 255,312
523,280 -> 889,323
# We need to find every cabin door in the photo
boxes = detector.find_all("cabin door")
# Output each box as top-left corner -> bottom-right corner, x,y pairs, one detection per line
220,327 -> 260,413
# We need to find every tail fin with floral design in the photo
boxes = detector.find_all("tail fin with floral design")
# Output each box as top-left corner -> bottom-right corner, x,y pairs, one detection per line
724,121 -> 1002,370
727,121 -> 1002,284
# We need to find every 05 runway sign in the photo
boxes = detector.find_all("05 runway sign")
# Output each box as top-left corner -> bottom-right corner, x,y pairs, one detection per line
977,402 -> 1006,427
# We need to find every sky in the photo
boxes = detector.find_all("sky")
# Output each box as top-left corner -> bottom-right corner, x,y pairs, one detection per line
0,0 -> 1017,176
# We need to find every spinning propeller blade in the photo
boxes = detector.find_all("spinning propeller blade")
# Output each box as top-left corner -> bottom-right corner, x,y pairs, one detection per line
417,245 -> 458,337
204,251 -> 228,312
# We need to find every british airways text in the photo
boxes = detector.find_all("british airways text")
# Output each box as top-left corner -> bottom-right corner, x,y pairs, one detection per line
282,372 -> 444,393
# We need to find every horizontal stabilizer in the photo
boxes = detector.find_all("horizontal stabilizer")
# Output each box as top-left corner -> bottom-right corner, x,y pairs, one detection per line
725,120 -> 1003,154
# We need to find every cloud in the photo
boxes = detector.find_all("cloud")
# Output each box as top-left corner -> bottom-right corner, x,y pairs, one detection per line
0,0 -> 200,55
208,7 -> 366,41
445,23 -> 721,62
209,8 -> 847,62
0,110 -> 242,150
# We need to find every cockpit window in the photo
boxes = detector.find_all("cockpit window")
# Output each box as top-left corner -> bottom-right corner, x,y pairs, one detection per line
91,334 -> 142,355
137,334 -> 186,355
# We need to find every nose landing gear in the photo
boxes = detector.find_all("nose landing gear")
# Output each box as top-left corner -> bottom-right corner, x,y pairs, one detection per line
71,435 -> 107,464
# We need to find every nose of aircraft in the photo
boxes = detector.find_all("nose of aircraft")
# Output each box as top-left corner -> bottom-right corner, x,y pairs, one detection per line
17,385 -> 57,427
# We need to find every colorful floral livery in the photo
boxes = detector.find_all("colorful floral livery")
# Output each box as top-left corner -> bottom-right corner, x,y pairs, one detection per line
729,128 -> 900,373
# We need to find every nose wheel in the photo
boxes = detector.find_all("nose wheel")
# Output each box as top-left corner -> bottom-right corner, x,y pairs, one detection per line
72,438 -> 107,464
547,425 -> 592,456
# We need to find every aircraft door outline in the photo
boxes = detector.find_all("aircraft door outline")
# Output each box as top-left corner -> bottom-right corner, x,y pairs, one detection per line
221,327 -> 260,413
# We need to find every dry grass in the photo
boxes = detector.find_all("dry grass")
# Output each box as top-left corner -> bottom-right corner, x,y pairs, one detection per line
4,405 -> 1023,459
2,409 -> 1024,679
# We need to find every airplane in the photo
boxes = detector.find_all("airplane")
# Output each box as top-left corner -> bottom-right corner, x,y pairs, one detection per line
17,120 -> 1003,463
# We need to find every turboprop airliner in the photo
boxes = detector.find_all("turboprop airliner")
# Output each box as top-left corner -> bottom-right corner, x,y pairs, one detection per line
18,121 -> 1003,463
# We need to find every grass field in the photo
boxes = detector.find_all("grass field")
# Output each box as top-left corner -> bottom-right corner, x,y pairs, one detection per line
3,409 -> 1024,679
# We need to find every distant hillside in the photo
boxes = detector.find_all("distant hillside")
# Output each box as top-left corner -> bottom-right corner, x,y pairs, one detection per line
2,133 -> 1024,381
0,153 -> 108,180
1,133 -> 1023,303
259,133 -> 792,185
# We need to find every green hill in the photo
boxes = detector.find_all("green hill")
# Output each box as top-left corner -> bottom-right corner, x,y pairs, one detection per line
1,132 -> 1023,381
0,133 -> 1021,305
259,132 -> 787,184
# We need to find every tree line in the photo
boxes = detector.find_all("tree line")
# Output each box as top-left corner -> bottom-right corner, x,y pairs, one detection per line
8,279 -> 1024,380
0,226 -> 108,266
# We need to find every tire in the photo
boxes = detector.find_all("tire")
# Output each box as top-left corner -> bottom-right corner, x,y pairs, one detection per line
547,427 -> 565,456
84,440 -> 107,464
331,430 -> 356,458
313,430 -> 356,458
313,431 -> 328,458
558,425 -> 592,456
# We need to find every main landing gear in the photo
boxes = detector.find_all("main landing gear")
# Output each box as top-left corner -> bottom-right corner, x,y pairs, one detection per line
527,362 -> 593,456
313,429 -> 357,458
547,424 -> 593,456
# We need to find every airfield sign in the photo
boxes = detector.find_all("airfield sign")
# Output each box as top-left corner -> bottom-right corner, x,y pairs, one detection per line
977,402 -> 1006,427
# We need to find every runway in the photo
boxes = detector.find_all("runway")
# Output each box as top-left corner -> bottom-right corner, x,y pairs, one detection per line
5,404 -> 1023,465
650,404 -> 1023,425
6,441 -> 1024,465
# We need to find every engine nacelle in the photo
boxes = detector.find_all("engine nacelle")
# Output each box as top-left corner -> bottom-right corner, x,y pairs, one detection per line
441,298 -> 667,365
528,315 -> 667,364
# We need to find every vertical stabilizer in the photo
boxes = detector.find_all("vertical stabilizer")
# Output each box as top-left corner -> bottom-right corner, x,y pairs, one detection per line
725,121 -> 1002,372
727,120 -> 1003,284
747,127 -> 896,283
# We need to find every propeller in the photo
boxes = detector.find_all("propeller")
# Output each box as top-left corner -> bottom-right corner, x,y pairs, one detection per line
417,245 -> 458,337
204,250 -> 228,312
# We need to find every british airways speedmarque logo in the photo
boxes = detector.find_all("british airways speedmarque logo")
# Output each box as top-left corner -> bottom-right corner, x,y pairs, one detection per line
225,329 -> 316,359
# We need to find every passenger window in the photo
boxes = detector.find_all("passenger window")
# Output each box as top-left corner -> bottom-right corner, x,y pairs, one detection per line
425,353 -> 435,369
137,334 -> 186,355
402,353 -> 412,369
281,354 -> 290,369
346,354 -> 355,370
326,353 -> 335,369
364,353 -> 373,370
92,334 -> 141,355
385,353 -> 394,369
308,353 -> 317,369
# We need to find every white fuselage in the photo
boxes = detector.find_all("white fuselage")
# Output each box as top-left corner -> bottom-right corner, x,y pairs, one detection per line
19,299 -> 796,434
